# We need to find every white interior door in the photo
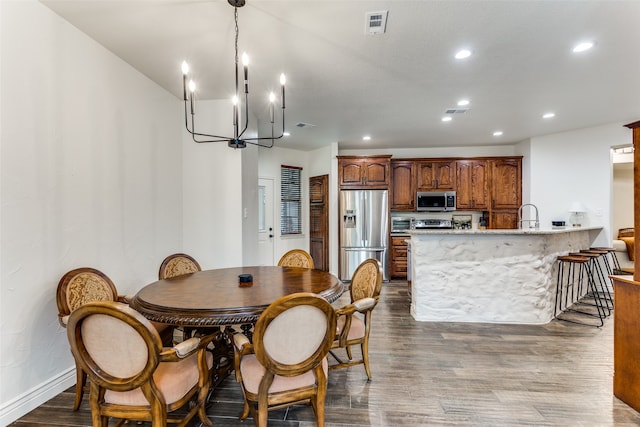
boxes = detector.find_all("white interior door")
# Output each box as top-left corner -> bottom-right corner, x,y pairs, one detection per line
258,178 -> 275,265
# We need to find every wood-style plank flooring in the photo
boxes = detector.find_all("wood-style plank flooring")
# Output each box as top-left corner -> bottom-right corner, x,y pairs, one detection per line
12,281 -> 640,426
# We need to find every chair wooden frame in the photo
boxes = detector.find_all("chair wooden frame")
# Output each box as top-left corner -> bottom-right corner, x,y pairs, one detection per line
66,301 -> 216,427
233,292 -> 336,427
158,253 -> 202,280
329,258 -> 383,380
57,267 -> 173,411
277,249 -> 315,269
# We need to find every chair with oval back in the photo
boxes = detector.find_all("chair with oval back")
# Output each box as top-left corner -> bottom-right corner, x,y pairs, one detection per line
56,267 -> 173,411
277,249 -> 315,269
233,292 -> 336,426
66,301 -> 216,426
329,258 -> 383,380
158,253 -> 202,280
158,253 -> 204,341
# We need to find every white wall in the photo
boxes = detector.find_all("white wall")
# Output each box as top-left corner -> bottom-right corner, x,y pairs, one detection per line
182,100 -> 244,269
529,123 -> 631,246
0,1 -> 183,423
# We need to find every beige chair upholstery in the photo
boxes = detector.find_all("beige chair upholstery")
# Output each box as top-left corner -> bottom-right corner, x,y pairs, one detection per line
158,253 -> 202,279
66,301 -> 216,427
233,292 -> 336,427
56,267 -> 173,411
277,249 -> 315,269
329,258 -> 383,380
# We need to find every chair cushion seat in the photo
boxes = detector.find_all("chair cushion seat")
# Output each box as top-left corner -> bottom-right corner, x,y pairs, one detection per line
105,351 -> 212,406
240,354 -> 328,395
336,315 -> 365,340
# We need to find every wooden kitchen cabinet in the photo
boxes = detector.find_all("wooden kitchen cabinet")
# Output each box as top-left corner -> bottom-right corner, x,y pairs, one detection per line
489,211 -> 519,229
337,155 -> 391,189
416,160 -> 456,191
487,157 -> 522,229
390,160 -> 416,211
456,159 -> 488,210
390,236 -> 409,279
489,158 -> 522,210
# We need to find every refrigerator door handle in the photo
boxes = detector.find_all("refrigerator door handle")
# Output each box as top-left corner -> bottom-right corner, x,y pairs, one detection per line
362,192 -> 368,247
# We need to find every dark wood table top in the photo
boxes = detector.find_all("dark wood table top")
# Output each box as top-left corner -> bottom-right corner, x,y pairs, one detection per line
130,266 -> 345,326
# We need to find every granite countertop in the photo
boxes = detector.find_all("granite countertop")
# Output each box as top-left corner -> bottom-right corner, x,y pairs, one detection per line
410,226 -> 603,235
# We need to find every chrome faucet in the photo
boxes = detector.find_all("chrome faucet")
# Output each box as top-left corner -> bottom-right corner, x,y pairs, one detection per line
518,204 -> 540,229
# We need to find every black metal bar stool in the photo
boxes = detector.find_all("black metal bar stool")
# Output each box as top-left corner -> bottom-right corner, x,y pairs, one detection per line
569,252 -> 612,317
579,249 -> 615,311
591,246 -> 622,276
554,254 -> 606,327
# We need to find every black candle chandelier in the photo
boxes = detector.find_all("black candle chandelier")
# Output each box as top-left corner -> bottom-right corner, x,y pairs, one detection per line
181,0 -> 286,149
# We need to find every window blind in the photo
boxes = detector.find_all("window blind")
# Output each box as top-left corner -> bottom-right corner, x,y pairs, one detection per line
281,165 -> 302,235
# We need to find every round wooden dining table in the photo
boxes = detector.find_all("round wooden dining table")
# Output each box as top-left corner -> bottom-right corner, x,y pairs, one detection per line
130,266 -> 345,327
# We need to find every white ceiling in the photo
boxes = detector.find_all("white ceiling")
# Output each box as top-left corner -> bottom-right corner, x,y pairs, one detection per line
40,0 -> 640,152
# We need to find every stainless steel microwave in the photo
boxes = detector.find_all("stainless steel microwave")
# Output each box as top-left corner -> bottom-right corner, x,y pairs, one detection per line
416,191 -> 456,212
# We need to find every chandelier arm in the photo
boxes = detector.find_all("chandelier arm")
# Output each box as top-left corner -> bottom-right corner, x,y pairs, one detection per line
244,139 -> 274,148
184,100 -> 239,140
237,92 -> 250,139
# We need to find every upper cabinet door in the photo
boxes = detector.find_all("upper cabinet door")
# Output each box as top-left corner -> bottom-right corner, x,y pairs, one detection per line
416,160 -> 456,191
390,160 -> 416,211
338,156 -> 391,189
489,158 -> 522,210
456,160 -> 488,210
340,160 -> 366,186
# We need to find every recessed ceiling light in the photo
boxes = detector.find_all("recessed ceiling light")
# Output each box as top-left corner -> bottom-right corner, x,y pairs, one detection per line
542,112 -> 555,119
362,136 -> 371,141
573,41 -> 594,53
493,131 -> 503,136
441,116 -> 452,122
457,99 -> 470,106
455,49 -> 472,59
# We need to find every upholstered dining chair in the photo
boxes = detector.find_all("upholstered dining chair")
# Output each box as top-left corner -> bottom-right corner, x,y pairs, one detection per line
158,253 -> 204,341
233,292 -> 337,427
329,258 -> 383,380
56,267 -> 173,411
66,301 -> 216,427
277,249 -> 315,269
158,253 -> 202,280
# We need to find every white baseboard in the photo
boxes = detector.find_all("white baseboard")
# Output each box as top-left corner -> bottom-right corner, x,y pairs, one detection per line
0,367 -> 75,426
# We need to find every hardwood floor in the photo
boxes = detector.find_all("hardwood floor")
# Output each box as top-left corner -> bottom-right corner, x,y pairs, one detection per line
12,281 -> 640,426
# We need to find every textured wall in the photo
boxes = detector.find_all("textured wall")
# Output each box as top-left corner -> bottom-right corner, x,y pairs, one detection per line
410,229 -> 599,324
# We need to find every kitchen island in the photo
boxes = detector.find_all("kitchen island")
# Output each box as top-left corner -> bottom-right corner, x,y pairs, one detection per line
410,226 -> 603,324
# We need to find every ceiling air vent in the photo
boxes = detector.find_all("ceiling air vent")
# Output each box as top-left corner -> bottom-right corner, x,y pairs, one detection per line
365,11 -> 388,35
295,122 -> 315,129
445,108 -> 469,114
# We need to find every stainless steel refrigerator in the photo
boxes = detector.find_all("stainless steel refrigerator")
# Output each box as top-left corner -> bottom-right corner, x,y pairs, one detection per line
339,189 -> 389,281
